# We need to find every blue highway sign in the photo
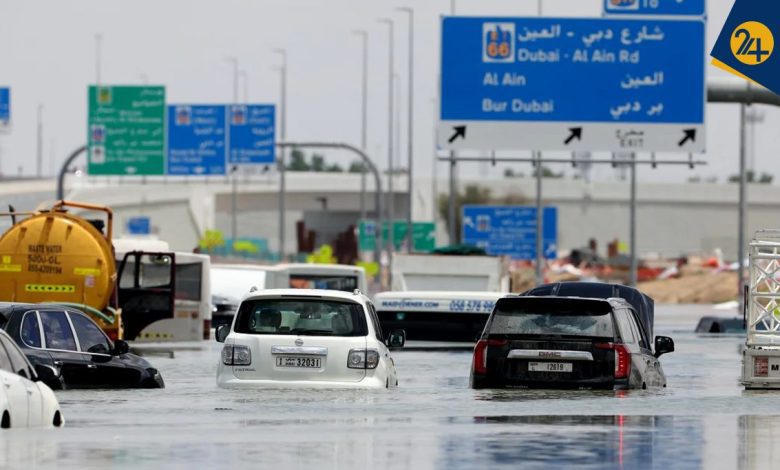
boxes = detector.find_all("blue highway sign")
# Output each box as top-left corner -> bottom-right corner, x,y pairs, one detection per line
0,87 -> 9,128
604,0 -> 706,17
462,206 -> 558,260
126,216 -> 151,235
167,105 -> 227,175
439,17 -> 706,152
228,105 -> 275,164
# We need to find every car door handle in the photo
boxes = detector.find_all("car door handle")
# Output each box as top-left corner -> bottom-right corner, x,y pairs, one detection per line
53,361 -> 63,367
87,364 -> 98,369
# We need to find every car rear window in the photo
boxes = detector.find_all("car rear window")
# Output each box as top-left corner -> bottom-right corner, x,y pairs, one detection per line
489,298 -> 614,338
234,298 -> 368,337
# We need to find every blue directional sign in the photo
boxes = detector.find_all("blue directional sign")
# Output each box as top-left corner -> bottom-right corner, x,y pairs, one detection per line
167,105 -> 227,175
604,0 -> 706,17
228,105 -> 275,164
126,216 -> 151,235
0,87 -> 9,127
439,17 -> 706,153
462,206 -> 557,260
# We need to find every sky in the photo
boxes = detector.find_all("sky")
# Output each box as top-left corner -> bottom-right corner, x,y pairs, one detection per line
0,0 -> 768,184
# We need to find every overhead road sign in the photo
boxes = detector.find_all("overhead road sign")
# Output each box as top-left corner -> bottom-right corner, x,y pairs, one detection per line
359,220 -> 436,252
462,206 -> 557,260
439,17 -> 706,153
603,0 -> 706,17
88,86 -> 166,175
228,105 -> 275,164
167,105 -> 227,175
0,87 -> 9,131
126,216 -> 151,235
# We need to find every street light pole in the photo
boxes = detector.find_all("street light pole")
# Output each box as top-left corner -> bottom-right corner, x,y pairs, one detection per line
397,7 -> 414,253
273,49 -> 288,261
379,18 -> 395,270
36,105 -> 43,179
225,56 -> 239,252
352,30 -> 369,224
239,70 -> 249,103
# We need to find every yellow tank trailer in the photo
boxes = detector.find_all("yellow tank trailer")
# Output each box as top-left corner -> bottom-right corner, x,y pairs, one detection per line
0,201 -> 124,340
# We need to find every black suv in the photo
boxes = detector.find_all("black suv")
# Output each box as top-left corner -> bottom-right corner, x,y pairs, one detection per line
470,296 -> 674,390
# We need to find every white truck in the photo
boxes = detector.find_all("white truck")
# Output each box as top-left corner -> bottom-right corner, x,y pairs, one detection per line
742,230 -> 780,389
390,253 -> 509,292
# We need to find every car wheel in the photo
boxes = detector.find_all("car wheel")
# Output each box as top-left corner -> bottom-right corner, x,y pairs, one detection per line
53,411 -> 63,428
1,411 -> 9,429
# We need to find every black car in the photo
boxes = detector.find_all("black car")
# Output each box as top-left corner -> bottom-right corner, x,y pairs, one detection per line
470,296 -> 674,390
0,303 -> 165,390
522,282 -> 656,340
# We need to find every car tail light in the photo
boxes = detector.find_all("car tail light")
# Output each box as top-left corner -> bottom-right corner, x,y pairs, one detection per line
755,357 -> 769,377
595,342 -> 631,379
473,339 -> 507,375
347,349 -> 379,369
222,345 -> 252,366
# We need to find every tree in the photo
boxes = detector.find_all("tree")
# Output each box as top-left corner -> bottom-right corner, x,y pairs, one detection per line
348,161 -> 366,173
310,154 -> 326,172
287,149 -> 310,171
728,170 -> 774,184
325,163 -> 343,173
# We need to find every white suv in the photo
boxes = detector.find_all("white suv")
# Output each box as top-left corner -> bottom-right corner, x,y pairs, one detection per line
216,289 -> 404,389
0,330 -> 64,429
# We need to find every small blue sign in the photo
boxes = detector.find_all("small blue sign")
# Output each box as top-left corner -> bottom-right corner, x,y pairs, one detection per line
462,206 -> 557,260
167,105 -> 227,175
228,105 -> 275,164
127,217 -> 151,235
0,88 -> 9,125
604,0 -> 706,17
441,17 -> 705,124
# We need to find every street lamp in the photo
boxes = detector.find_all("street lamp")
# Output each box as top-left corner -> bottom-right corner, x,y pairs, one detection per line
273,48 -> 288,260
378,17 -> 395,269
225,57 -> 239,249
352,30 -> 369,224
396,7 -> 414,253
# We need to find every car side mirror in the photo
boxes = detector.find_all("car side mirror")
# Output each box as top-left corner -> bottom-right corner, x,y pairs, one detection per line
386,329 -> 406,348
216,325 -> 230,343
654,336 -> 675,358
112,340 -> 130,356
34,364 -> 59,383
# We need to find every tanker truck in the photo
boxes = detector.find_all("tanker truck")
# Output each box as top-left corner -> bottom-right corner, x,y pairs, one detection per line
0,200 -> 179,341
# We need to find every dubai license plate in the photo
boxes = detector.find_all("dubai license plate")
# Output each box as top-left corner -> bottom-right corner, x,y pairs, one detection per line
528,362 -> 572,373
276,356 -> 322,368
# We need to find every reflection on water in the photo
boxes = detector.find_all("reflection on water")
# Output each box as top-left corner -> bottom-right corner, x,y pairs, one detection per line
2,305 -> 780,469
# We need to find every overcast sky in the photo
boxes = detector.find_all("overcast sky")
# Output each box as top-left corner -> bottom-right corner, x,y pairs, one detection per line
0,0 -> 765,183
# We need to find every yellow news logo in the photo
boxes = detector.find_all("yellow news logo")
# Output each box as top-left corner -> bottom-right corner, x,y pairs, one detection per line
731,21 -> 774,65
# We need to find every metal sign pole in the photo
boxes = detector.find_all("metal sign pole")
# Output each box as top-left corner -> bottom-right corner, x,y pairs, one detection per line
535,151 -> 543,285
738,104 -> 747,309
629,153 -> 638,286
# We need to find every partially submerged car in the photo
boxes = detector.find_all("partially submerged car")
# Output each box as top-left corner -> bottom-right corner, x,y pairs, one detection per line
470,296 -> 674,390
0,329 -> 64,428
0,304 -> 165,389
216,289 -> 404,389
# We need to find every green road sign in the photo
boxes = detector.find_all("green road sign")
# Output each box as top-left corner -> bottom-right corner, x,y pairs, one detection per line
88,86 -> 165,175
359,220 -> 436,252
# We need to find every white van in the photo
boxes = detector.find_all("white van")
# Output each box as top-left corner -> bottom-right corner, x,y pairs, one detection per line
278,264 -> 368,293
373,291 -> 504,342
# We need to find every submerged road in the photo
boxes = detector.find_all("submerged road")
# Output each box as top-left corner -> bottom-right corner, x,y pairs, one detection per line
1,305 -> 777,469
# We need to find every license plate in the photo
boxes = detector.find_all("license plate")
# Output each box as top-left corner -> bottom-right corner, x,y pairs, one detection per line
275,356 -> 322,368
528,362 -> 572,373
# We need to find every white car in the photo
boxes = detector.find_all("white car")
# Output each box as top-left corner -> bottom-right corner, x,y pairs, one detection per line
0,330 -> 63,429
216,289 -> 405,389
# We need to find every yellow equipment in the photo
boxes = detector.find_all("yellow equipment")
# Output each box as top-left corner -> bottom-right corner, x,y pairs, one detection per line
0,201 -> 124,339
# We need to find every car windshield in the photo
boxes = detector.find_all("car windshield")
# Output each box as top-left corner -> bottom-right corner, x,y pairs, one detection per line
490,301 -> 614,338
234,298 -> 367,337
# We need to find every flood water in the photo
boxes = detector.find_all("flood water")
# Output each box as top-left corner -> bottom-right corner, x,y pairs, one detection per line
3,304 -> 780,469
